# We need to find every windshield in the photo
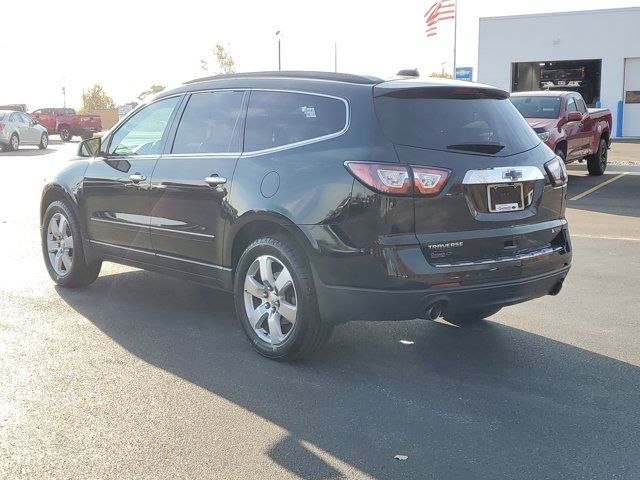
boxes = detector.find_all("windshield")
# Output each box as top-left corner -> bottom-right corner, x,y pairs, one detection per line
374,88 -> 540,156
510,96 -> 561,119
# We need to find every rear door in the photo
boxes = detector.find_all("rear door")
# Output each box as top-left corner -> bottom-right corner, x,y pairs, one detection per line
373,85 -> 564,268
148,89 -> 246,281
82,96 -> 182,254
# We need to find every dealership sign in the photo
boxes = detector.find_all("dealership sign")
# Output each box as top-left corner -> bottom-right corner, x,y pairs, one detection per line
455,67 -> 473,81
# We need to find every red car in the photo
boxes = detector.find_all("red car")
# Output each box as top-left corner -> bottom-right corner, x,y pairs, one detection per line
30,108 -> 102,142
510,91 -> 612,175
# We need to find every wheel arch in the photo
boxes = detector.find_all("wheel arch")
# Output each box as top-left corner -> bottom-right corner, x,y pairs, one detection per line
227,212 -> 319,276
554,139 -> 567,157
40,183 -> 98,264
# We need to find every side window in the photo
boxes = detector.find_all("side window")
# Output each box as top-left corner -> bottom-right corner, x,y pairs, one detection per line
10,113 -> 21,123
244,91 -> 347,152
575,97 -> 587,114
108,96 -> 180,156
565,97 -> 577,113
20,113 -> 33,124
172,91 -> 244,154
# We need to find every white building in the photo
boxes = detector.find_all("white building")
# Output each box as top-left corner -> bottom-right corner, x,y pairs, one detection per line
478,7 -> 640,138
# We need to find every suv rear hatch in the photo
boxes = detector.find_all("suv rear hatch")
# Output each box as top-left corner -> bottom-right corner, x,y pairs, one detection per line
373,81 -> 568,270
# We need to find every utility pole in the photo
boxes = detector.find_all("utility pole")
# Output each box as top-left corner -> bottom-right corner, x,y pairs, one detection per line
276,31 -> 281,71
62,86 -> 66,108
452,0 -> 458,77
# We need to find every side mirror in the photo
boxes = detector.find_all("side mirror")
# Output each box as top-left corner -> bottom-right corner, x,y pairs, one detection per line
567,111 -> 582,122
32,118 -> 39,125
78,137 -> 102,157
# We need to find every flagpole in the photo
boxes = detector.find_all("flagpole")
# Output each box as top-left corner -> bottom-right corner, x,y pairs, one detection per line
453,0 -> 458,77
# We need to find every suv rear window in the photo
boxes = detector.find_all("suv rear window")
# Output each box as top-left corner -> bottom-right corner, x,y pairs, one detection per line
374,87 -> 540,156
244,91 -> 347,152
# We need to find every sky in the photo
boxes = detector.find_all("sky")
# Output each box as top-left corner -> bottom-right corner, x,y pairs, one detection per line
2,0 -> 639,110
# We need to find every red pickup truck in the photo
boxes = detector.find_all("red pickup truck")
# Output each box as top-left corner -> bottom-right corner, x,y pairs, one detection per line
30,108 -> 101,142
510,91 -> 612,175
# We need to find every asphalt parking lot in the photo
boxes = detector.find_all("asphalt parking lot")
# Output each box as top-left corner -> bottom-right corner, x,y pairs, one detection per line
2,140 -> 639,479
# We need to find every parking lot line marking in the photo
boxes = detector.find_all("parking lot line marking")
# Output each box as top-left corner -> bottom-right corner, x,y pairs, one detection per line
569,173 -> 628,201
572,233 -> 640,242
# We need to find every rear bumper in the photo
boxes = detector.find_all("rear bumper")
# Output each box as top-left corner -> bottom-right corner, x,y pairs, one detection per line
314,265 -> 570,324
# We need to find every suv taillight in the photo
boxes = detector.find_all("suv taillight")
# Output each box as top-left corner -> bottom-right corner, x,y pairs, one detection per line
0,123 -> 4,131
545,157 -> 568,186
345,162 -> 449,196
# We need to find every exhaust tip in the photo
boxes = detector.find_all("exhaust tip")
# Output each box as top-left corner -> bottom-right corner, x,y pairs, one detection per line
425,301 -> 445,321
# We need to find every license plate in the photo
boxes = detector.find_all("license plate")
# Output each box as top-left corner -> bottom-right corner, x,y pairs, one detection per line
557,80 -> 566,85
487,183 -> 524,212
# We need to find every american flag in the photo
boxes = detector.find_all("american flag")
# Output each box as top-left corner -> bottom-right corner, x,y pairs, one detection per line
424,0 -> 455,37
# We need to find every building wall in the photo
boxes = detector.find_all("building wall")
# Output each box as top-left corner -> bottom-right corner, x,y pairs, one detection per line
478,7 -> 640,137
86,109 -> 119,131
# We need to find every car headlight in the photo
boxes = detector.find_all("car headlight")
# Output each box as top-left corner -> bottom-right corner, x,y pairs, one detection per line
537,131 -> 550,142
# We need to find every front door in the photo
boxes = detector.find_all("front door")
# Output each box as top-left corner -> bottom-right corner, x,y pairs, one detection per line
622,58 -> 640,137
82,96 -> 182,255
564,96 -> 582,160
148,90 -> 246,281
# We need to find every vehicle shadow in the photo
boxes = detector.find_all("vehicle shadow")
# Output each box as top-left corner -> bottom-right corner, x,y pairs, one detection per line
56,270 -> 640,479
567,171 -> 640,218
0,147 -> 54,157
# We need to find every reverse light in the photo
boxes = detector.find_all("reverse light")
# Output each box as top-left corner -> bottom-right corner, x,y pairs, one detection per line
545,157 -> 568,186
345,162 -> 449,196
537,131 -> 550,142
412,167 -> 450,195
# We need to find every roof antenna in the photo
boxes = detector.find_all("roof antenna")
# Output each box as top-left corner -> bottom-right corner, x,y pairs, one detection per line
396,68 -> 419,78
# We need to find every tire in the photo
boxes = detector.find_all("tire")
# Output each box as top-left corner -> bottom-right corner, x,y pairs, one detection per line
586,138 -> 607,176
8,133 -> 19,151
41,200 -> 102,288
39,132 -> 48,149
234,234 -> 331,361
554,147 -> 566,163
59,126 -> 72,142
443,306 -> 502,325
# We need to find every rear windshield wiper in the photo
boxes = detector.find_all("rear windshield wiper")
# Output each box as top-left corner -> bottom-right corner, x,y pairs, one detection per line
446,143 -> 506,154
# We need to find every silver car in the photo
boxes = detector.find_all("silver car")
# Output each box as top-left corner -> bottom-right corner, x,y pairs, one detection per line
0,110 -> 48,151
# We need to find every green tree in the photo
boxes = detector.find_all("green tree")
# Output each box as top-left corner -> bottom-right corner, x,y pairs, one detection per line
137,85 -> 166,101
201,43 -> 236,74
80,85 -> 115,112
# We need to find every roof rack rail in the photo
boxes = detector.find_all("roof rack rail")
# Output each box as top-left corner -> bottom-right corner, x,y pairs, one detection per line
184,71 -> 383,85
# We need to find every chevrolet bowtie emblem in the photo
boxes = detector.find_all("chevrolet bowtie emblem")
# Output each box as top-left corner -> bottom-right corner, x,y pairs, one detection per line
502,169 -> 523,180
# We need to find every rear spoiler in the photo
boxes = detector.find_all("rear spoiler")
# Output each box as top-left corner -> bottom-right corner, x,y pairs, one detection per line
374,80 -> 509,100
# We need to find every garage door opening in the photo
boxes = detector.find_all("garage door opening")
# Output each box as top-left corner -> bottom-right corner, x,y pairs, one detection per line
511,59 -> 602,106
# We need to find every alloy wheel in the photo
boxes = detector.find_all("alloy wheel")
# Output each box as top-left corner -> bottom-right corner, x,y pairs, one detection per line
243,255 -> 298,345
46,212 -> 74,276
600,143 -> 607,169
42,133 -> 48,148
11,135 -> 18,150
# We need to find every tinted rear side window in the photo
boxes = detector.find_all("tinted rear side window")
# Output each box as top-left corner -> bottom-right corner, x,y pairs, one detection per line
244,91 -> 347,152
172,91 -> 245,154
374,88 -> 540,156
510,96 -> 561,119
0,114 -> 4,120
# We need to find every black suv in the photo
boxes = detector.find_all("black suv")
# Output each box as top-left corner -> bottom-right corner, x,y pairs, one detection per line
41,71 -> 571,360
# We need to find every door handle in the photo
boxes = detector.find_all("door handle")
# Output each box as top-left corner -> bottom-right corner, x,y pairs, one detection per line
129,173 -> 146,183
204,175 -> 227,186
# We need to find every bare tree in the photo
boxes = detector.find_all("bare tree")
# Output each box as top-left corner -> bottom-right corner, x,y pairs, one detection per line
137,85 -> 166,101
